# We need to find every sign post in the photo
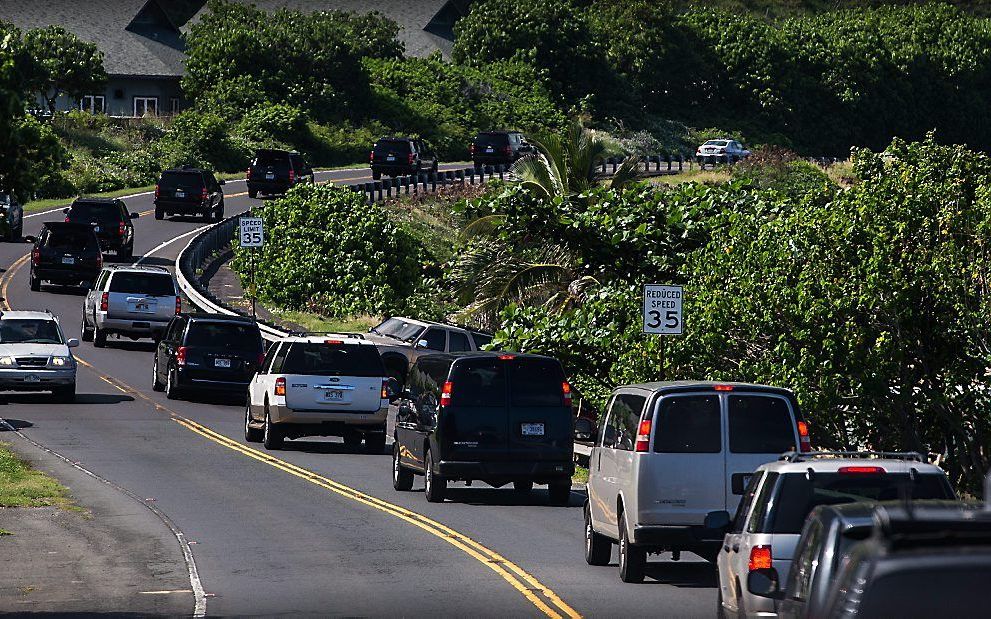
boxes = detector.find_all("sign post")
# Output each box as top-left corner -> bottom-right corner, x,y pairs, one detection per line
643,284 -> 684,380
239,216 -> 264,319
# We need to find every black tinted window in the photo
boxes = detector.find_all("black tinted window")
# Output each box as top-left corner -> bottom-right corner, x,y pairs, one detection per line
475,133 -> 510,147
186,322 -> 262,351
45,228 -> 98,250
858,567 -> 990,617
159,172 -> 203,191
108,272 -> 176,296
374,140 -> 411,155
68,202 -> 121,223
653,395 -> 721,453
422,328 -> 446,351
254,151 -> 290,170
282,343 -> 385,377
768,473 -> 955,534
449,331 -> 471,352
729,395 -> 797,453
411,357 -> 452,397
746,472 -> 779,533
450,358 -> 505,408
471,332 -> 493,349
509,357 -> 567,407
611,393 -> 646,451
270,342 -> 289,374
733,472 -> 764,532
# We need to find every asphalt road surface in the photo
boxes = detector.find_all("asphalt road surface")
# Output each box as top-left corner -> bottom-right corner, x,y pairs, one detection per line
0,167 -> 716,617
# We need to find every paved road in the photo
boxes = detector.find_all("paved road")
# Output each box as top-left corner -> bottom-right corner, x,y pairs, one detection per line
1,168 -> 716,617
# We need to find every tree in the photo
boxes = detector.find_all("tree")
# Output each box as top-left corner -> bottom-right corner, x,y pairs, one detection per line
23,26 -> 106,117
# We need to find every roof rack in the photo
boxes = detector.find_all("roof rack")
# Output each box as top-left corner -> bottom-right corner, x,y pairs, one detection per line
287,331 -> 366,340
778,450 -> 925,463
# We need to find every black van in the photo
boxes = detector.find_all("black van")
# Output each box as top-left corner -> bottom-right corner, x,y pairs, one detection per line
154,167 -> 225,221
391,352 -> 575,505
246,149 -> 313,198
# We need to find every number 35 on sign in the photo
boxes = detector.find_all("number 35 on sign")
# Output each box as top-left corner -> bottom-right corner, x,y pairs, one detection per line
643,284 -> 683,335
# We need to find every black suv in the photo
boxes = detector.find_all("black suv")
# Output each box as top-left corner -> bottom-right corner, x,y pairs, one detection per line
153,313 -> 264,400
247,149 -> 313,199
470,131 -> 534,171
370,137 -> 439,180
63,198 -> 138,257
28,223 -> 103,291
0,192 -> 23,241
391,352 -> 575,505
154,167 -> 225,221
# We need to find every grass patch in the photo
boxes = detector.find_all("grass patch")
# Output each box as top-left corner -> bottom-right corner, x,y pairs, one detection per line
650,166 -> 733,187
271,310 -> 379,335
0,442 -> 73,509
573,464 -> 589,485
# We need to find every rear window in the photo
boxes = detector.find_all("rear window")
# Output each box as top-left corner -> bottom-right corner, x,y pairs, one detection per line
186,322 -> 262,351
471,332 -> 493,349
281,343 -> 385,377
159,172 -> 204,191
858,566 -> 989,616
509,357 -> 566,407
253,151 -> 290,171
729,395 -> 797,453
108,272 -> 176,296
45,228 -> 97,250
653,395 -> 721,453
767,473 -> 955,534
474,133 -> 510,147
374,140 -> 412,155
68,202 -> 120,223
450,358 -> 506,408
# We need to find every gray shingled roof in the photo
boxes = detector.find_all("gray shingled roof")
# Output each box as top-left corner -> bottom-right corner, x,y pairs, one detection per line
0,0 -> 186,78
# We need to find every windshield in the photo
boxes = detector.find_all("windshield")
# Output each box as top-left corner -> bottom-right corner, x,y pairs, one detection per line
108,272 -> 176,296
371,318 -> 425,342
68,202 -> 120,224
0,319 -> 63,344
705,140 -> 729,147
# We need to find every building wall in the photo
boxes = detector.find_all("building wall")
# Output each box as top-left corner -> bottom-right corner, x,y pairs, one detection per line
41,76 -> 184,117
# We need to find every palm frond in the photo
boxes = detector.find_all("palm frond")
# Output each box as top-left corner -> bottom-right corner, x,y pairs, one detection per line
609,155 -> 643,190
462,214 -> 507,238
510,153 -> 563,199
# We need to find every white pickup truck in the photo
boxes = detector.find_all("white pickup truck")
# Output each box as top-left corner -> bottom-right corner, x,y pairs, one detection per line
81,265 -> 181,347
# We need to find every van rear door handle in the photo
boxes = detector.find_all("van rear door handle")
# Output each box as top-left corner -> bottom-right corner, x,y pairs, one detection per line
723,544 -> 730,552
732,544 -> 740,553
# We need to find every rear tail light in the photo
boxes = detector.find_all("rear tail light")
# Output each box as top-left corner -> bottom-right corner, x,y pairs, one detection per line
31,247 -> 40,266
713,384 -> 734,391
407,153 -> 414,165
275,377 -> 286,396
246,167 -> 252,180
797,421 -> 811,452
440,381 -> 453,407
155,184 -> 160,198
64,216 -> 70,222
839,466 -> 886,474
325,339 -> 343,345
200,187 -> 208,204
99,292 -> 108,312
369,150 -> 375,163
498,354 -> 516,360
503,145 -> 512,156
176,346 -> 187,366
562,381 -> 572,406
288,169 -> 295,184
175,297 -> 181,315
469,143 -> 476,155
118,221 -> 126,237
381,378 -> 389,400
635,419 -> 652,452
749,546 -> 772,571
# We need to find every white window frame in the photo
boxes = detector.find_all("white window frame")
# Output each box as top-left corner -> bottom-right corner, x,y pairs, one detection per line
169,97 -> 179,114
80,95 -> 105,114
133,96 -> 159,117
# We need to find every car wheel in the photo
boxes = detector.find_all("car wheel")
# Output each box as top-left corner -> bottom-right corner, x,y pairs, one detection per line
244,401 -> 263,442
432,161 -> 439,174
424,449 -> 446,503
151,355 -> 165,392
343,430 -> 362,449
548,480 -> 572,506
513,480 -> 533,495
80,313 -> 94,342
372,170 -> 381,181
29,272 -> 40,291
216,202 -> 225,220
248,189 -> 258,199
154,206 -> 164,220
93,324 -> 107,348
392,440 -> 414,491
51,383 -> 75,403
119,244 -> 133,259
618,511 -> 646,583
364,431 -> 386,455
165,366 -> 182,400
716,590 -> 727,619
262,404 -> 283,450
585,501 -> 612,566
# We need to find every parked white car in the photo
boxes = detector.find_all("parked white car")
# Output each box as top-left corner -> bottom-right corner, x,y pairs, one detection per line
715,451 -> 955,619
584,382 -> 809,583
81,265 -> 180,347
245,334 -> 394,452
696,139 -> 750,164
0,310 -> 78,401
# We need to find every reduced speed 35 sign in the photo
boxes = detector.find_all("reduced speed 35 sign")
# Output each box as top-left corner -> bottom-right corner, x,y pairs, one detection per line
239,217 -> 264,248
643,284 -> 683,335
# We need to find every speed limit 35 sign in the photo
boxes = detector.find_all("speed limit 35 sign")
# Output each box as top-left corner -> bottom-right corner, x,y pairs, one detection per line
239,217 -> 264,248
643,284 -> 683,335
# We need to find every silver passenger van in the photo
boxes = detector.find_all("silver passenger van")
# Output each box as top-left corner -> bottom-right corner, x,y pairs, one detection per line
584,382 -> 809,583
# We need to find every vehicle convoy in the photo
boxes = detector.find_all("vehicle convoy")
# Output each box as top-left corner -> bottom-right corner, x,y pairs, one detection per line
245,334 -> 392,452
584,382 -> 810,583
716,451 -> 955,619
470,131 -> 535,171
0,310 -> 78,401
0,192 -> 23,241
63,197 -> 138,258
369,137 -> 438,180
154,166 -> 226,221
246,149 -> 313,199
81,265 -> 181,347
28,222 -> 102,291
696,139 -> 751,165
391,352 -> 575,505
364,317 -> 492,386
153,313 -> 264,400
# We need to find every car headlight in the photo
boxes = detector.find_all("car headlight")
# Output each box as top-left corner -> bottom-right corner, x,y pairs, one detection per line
50,356 -> 71,367
0,356 -> 14,366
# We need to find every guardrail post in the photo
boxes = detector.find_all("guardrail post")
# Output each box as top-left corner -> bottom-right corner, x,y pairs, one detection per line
468,169 -> 475,185
364,182 -> 374,204
430,172 -> 437,192
610,157 -> 618,174
497,164 -> 504,181
375,181 -> 383,202
455,169 -> 464,184
677,154 -> 684,171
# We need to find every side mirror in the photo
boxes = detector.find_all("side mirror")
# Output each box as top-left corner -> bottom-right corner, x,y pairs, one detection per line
385,377 -> 401,403
24,235 -> 37,244
130,212 -> 140,219
704,510 -> 732,531
62,208 -> 70,214
415,339 -> 429,349
574,417 -> 595,441
747,568 -> 783,600
218,179 -> 226,185
66,338 -> 80,348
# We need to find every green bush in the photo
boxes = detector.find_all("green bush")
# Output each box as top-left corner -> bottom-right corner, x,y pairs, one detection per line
155,110 -> 249,172
235,103 -> 309,146
302,120 -> 388,168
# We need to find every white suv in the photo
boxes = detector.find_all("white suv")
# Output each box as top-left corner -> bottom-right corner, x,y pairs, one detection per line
245,334 -> 393,452
696,139 -> 750,165
584,382 -> 810,583
0,310 -> 79,401
715,451 -> 955,619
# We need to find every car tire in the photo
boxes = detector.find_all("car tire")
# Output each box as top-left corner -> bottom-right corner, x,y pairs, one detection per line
154,207 -> 164,220
80,313 -> 94,342
424,449 -> 446,503
29,270 -> 40,291
513,480 -> 533,495
585,501 -> 612,566
618,511 -> 646,583
716,590 -> 727,619
392,440 -> 414,491
248,189 -> 258,199
244,401 -> 263,443
121,244 -> 133,259
93,325 -> 107,348
262,405 -> 283,450
548,480 -> 571,506
473,163 -> 482,174
165,366 -> 182,400
216,201 -> 225,220
364,431 -> 386,455
372,170 -> 381,181
51,383 -> 75,403
431,161 -> 439,174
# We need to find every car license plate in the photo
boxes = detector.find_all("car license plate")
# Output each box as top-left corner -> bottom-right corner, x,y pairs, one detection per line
214,358 -> 231,368
24,374 -> 39,383
522,422 -> 545,436
61,256 -> 75,265
386,155 -> 395,162
486,146 -> 494,153
93,226 -> 100,232
323,389 -> 344,401
266,173 -> 275,180
176,191 -> 185,198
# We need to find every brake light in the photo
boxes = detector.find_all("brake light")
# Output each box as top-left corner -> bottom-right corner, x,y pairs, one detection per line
64,216 -> 70,222
381,378 -> 389,400
797,421 -> 811,452
275,377 -> 286,396
155,184 -> 160,198
635,419 -> 652,452
369,150 -> 375,163
713,384 -> 734,391
407,153 -> 414,165
469,143 -> 476,155
562,381 -> 572,406
175,297 -> 181,315
200,187 -> 208,204
176,346 -> 187,366
100,292 -> 108,312
749,546 -> 772,571
498,354 -> 516,360
288,169 -> 295,184
118,221 -> 126,237
839,466 -> 886,475
31,247 -> 40,266
246,167 -> 252,180
325,339 -> 343,345
440,381 -> 453,407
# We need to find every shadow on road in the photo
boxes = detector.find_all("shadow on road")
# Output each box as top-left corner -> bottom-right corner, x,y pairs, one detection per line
0,393 -> 133,406
420,486 -> 585,509
642,560 -> 719,588
0,418 -> 33,430
280,438 -> 386,456
133,256 -> 173,267
164,215 -> 213,225
36,284 -> 88,296
100,340 -> 156,353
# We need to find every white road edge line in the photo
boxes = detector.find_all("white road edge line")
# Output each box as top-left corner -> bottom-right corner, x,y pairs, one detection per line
0,416 -> 208,617
136,224 -> 216,266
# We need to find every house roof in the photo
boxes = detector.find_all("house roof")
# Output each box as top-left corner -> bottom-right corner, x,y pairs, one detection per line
0,0 -> 186,78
